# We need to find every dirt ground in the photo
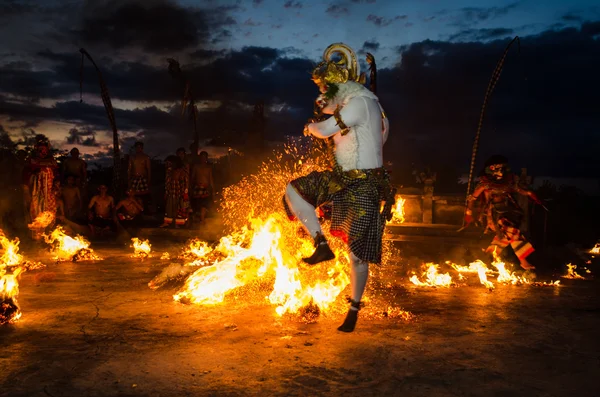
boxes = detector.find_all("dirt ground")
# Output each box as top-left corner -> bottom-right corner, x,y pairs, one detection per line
1,240 -> 599,397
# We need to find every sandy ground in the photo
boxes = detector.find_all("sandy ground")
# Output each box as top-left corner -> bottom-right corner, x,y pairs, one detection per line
1,241 -> 599,397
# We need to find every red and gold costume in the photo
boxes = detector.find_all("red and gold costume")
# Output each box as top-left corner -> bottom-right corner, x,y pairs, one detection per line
27,140 -> 58,222
466,155 -> 542,269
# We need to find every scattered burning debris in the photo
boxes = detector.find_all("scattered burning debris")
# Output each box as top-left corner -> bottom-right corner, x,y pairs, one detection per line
131,238 -> 152,259
410,254 -> 561,289
43,226 -> 101,262
160,252 -> 170,260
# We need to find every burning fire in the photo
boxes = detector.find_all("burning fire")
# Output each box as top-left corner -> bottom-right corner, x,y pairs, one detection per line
410,263 -> 453,287
131,238 -> 152,259
1,230 -> 46,325
160,252 -> 170,260
562,263 -> 585,279
388,196 -> 406,224
590,242 -> 600,255
411,254 -> 561,289
43,226 -> 101,262
154,139 -> 412,320
27,211 -> 55,231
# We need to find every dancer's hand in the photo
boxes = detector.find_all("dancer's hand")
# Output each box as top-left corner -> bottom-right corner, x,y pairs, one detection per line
528,191 -> 543,205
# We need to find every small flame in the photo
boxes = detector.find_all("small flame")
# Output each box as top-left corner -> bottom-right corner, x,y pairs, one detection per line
388,196 -> 406,224
43,226 -> 101,262
409,263 -> 453,287
131,238 -> 152,259
27,211 -> 55,230
160,252 -> 170,260
562,263 -> 585,279
589,242 -> 600,255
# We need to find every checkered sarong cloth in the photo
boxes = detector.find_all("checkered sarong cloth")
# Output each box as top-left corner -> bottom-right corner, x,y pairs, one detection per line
131,175 -> 149,195
283,165 -> 395,264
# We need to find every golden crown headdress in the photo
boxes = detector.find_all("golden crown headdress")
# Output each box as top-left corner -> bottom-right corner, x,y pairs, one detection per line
312,43 -> 366,86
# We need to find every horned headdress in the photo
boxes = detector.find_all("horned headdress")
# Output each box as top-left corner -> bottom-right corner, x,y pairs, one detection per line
312,43 -> 366,86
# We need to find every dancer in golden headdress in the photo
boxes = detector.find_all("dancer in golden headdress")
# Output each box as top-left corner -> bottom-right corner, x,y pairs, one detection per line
283,43 -> 395,332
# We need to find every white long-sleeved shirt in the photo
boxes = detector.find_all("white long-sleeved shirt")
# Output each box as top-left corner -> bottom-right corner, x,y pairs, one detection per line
307,94 -> 389,171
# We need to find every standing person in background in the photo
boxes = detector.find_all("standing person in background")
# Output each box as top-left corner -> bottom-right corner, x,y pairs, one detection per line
128,141 -> 151,207
27,138 -> 58,239
191,151 -> 214,225
161,155 -> 190,228
62,148 -> 87,189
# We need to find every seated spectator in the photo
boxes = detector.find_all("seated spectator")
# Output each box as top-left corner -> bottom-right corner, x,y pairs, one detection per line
115,188 -> 144,228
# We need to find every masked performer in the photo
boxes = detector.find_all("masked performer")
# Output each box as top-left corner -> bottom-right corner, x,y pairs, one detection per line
27,138 -> 58,238
465,155 -> 543,270
283,43 -> 395,333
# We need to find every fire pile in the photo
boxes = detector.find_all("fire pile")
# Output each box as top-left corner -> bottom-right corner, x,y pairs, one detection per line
589,242 -> 600,255
43,226 -> 101,262
0,231 -> 46,325
388,196 -> 406,224
152,140 -> 412,321
131,238 -> 152,259
562,263 -> 588,280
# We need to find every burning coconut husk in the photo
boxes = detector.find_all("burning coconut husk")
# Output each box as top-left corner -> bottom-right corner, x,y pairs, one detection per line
43,226 -> 101,262
27,211 -> 55,232
152,140 -> 412,321
131,238 -> 152,259
589,242 -> 600,255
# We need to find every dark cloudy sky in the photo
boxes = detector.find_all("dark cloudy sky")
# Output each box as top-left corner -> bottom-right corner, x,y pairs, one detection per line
0,0 -> 599,177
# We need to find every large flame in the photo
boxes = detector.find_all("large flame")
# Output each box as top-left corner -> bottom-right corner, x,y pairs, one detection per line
161,139 -> 411,320
43,226 -> 101,262
131,238 -> 152,259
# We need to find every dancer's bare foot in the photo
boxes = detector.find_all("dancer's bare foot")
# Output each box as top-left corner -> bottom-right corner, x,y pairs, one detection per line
520,258 -> 535,270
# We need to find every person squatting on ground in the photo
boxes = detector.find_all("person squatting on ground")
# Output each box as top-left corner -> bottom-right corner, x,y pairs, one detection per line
465,155 -> 544,270
283,43 -> 395,333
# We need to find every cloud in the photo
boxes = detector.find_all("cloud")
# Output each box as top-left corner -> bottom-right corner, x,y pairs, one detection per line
66,127 -> 101,147
284,1 -> 303,9
562,13 -> 583,22
60,0 -> 238,54
252,0 -> 264,5
361,40 -> 380,52
449,28 -> 514,42
244,18 -> 262,26
366,14 -> 407,27
325,4 -> 349,18
1,19 -> 600,178
351,0 -> 376,3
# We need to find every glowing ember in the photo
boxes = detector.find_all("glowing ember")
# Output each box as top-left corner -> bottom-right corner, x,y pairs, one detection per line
131,238 -> 152,259
27,211 -> 55,231
388,195 -> 406,224
160,252 -> 170,260
562,263 -> 585,279
410,263 -> 453,287
43,226 -> 101,262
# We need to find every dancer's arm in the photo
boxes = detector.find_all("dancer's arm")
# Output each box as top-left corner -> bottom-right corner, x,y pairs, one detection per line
306,97 -> 367,139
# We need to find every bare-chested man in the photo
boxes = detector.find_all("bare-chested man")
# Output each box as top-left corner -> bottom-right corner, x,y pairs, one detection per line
115,189 -> 144,224
62,175 -> 82,221
191,151 -> 214,224
88,185 -> 116,235
128,141 -> 151,197
62,148 -> 87,187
